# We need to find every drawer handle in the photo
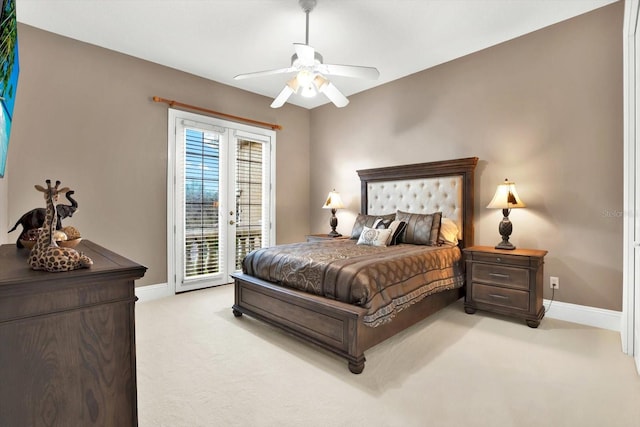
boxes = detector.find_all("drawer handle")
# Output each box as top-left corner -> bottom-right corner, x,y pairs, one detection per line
489,294 -> 509,300
496,257 -> 502,262
489,272 -> 509,279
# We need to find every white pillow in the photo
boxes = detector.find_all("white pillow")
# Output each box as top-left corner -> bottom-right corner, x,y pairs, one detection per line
438,218 -> 459,245
357,226 -> 392,247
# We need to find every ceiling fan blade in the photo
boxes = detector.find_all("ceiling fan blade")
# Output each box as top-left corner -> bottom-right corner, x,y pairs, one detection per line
234,67 -> 295,80
321,81 -> 349,108
270,84 -> 295,108
293,43 -> 316,66
322,63 -> 380,80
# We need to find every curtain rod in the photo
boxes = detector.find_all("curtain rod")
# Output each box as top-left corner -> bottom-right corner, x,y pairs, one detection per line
152,96 -> 283,131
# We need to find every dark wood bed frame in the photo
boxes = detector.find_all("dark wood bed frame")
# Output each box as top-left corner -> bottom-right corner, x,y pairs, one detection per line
231,157 -> 478,373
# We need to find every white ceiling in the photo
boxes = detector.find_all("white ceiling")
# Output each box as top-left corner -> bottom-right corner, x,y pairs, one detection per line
16,0 -> 618,109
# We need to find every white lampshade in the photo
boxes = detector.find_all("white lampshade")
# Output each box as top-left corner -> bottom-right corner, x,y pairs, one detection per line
296,70 -> 314,87
322,190 -> 345,210
313,74 -> 329,92
487,179 -> 526,209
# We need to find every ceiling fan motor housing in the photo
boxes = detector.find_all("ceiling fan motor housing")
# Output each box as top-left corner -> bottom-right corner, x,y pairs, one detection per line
291,52 -> 323,67
299,0 -> 317,13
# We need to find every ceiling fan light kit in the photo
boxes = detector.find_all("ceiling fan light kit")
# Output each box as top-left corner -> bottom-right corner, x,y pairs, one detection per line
234,0 -> 379,109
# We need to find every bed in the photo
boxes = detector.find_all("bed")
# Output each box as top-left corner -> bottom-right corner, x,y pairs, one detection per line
231,157 -> 478,373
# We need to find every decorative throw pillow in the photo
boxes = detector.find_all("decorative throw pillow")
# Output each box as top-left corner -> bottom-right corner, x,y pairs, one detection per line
350,213 -> 395,239
386,220 -> 407,246
438,218 -> 459,246
395,210 -> 442,246
373,217 -> 392,229
357,226 -> 392,247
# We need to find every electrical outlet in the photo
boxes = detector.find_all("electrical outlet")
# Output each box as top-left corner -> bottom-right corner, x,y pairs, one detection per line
550,276 -> 559,289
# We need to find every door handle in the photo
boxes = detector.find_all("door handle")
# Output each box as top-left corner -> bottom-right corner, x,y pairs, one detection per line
229,220 -> 235,225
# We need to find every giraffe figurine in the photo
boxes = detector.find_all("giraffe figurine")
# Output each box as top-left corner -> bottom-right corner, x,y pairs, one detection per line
28,179 -> 93,272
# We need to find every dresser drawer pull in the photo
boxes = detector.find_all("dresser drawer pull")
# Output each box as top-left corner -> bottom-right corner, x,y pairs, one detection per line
489,272 -> 510,279
489,294 -> 510,300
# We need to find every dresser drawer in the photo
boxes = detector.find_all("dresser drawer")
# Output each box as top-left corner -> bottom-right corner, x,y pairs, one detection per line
471,263 -> 529,290
471,283 -> 530,311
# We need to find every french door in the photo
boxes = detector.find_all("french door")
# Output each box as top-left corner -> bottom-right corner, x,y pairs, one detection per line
168,109 -> 275,293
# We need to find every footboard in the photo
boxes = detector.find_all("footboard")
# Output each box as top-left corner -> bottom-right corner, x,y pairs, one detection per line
232,272 -> 464,374
232,272 -> 368,373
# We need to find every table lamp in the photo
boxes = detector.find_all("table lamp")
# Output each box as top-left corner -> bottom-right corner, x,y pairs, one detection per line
322,189 -> 345,237
487,179 -> 526,250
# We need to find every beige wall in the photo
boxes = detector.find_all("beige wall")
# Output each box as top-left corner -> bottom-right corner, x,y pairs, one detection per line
2,2 -> 624,310
3,24 -> 311,286
309,2 -> 624,310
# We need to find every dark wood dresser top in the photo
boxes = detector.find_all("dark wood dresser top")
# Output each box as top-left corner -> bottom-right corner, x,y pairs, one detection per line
0,240 -> 147,286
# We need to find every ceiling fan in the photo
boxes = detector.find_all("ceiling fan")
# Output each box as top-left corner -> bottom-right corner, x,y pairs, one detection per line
234,0 -> 380,108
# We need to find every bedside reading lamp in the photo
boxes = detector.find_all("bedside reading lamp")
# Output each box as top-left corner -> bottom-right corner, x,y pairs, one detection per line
487,179 -> 526,250
322,189 -> 345,237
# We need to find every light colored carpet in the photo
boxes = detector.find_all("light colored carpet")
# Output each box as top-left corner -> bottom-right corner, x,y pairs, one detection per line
136,285 -> 640,427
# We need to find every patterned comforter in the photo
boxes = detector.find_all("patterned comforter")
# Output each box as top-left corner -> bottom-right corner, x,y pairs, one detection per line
242,239 -> 464,327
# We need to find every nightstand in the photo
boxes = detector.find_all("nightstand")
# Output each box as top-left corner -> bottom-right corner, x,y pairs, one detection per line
463,245 -> 547,328
306,234 -> 350,242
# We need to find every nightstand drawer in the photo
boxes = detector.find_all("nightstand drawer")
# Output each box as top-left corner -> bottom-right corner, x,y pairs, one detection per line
471,252 -> 532,267
472,263 -> 529,290
471,283 -> 530,311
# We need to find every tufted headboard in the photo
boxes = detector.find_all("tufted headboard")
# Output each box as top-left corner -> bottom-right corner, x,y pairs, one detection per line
357,157 -> 478,248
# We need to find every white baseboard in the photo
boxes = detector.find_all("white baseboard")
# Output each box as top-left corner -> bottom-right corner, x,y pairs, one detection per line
133,286 -> 621,331
135,282 -> 172,303
544,299 -> 621,332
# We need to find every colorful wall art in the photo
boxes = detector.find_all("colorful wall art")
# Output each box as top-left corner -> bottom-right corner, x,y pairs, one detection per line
0,0 -> 19,178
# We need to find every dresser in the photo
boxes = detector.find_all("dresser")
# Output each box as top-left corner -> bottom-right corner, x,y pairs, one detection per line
0,240 -> 147,426
463,245 -> 547,328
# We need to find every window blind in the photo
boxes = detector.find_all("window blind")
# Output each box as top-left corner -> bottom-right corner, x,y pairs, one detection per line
235,139 -> 263,270
184,128 -> 221,278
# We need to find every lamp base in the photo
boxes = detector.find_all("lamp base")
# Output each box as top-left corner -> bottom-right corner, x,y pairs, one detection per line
328,208 -> 341,238
496,210 -> 516,250
495,240 -> 516,250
